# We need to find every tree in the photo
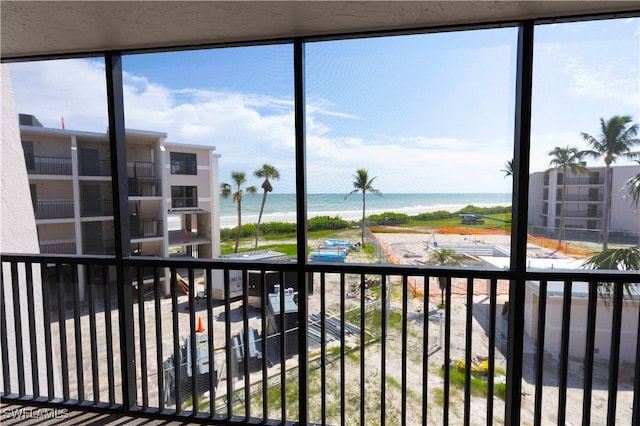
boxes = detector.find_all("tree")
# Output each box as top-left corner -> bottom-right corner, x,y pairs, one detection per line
221,171 -> 256,253
625,160 -> 640,208
582,115 -> 639,249
501,159 -> 513,178
547,146 -> 589,246
253,164 -> 280,249
583,246 -> 640,298
429,248 -> 460,306
347,168 -> 380,247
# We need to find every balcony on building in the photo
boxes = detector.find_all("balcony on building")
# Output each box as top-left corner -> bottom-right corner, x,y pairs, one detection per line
128,162 -> 161,197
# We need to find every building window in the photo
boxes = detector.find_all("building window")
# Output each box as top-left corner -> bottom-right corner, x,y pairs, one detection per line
170,152 -> 197,175
171,186 -> 197,208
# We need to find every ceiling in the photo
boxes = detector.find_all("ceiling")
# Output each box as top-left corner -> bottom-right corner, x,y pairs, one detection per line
1,1 -> 639,60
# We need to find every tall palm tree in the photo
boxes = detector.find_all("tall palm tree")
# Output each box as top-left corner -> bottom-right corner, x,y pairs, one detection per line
253,164 -> 280,249
501,159 -> 513,178
347,168 -> 380,248
221,171 -> 256,253
548,146 -> 589,246
429,248 -> 460,306
582,115 -> 639,249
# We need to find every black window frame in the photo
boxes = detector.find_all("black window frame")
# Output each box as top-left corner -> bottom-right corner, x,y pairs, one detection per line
171,185 -> 197,208
170,152 -> 197,175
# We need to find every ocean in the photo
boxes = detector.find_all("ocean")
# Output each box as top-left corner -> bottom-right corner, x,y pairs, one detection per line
168,193 -> 510,229
217,193 -> 511,227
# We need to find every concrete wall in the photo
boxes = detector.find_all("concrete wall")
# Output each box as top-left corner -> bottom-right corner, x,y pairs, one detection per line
525,281 -> 639,364
1,64 -> 55,396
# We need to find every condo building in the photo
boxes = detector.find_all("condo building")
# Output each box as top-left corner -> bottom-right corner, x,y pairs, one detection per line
19,114 -> 220,297
528,164 -> 640,242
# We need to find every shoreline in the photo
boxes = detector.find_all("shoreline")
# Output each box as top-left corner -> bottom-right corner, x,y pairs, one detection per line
219,202 -> 509,228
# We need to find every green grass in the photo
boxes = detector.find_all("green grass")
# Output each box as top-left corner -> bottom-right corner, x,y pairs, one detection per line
439,366 -> 507,400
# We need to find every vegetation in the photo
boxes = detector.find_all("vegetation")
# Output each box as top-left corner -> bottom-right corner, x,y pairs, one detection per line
581,115 -> 639,250
347,168 -> 381,248
501,159 -> 513,178
547,146 -> 589,246
253,164 -> 280,249
583,246 -> 640,298
626,160 -> 640,208
221,171 -> 256,253
428,248 -> 460,306
441,364 -> 507,400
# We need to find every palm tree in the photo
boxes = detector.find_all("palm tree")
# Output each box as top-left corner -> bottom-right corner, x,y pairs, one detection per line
501,159 -> 513,178
429,248 -> 460,306
625,160 -> 640,208
583,246 -> 640,298
582,115 -> 639,249
548,146 -> 589,246
347,168 -> 380,247
221,171 -> 256,253
253,164 -> 280,249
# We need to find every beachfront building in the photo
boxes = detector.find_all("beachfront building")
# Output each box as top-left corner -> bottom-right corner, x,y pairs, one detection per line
528,164 -> 640,243
18,114 -> 220,297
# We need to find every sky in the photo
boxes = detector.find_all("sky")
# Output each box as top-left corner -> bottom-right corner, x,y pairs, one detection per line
9,17 -> 640,194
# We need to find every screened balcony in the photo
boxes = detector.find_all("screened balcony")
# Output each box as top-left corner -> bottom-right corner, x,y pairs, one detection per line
3,5 -> 640,426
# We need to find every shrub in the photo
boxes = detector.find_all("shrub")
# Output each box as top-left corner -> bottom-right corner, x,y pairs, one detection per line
367,212 -> 409,225
307,216 -> 350,231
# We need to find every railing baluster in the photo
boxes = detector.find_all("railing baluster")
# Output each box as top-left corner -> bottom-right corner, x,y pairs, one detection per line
206,268 -> 216,417
360,272 -> 365,426
401,275 -> 408,426
422,274 -> 428,426
25,261 -> 39,398
464,277 -> 473,426
153,268 -> 164,411
260,270 -> 268,421
10,262 -> 25,396
382,274 -> 388,426
56,264 -> 69,401
71,263 -> 84,402
633,283 -> 640,426
607,280 -> 624,425
582,280 -> 598,426
137,267 -> 148,409
103,265 -> 115,405
1,262 -> 10,395
171,268 -> 181,413
279,272 -> 286,423
558,280 -> 572,425
340,272 -> 346,426
241,268 -> 250,419
40,263 -> 54,400
87,266 -> 99,403
188,267 -> 197,416
320,272 -> 326,424
486,278 -> 497,426
444,276 -> 452,426
224,268 -> 233,419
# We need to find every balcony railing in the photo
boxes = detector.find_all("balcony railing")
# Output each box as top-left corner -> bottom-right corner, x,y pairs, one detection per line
128,178 -> 162,197
131,219 -> 163,239
79,160 -> 111,177
131,161 -> 155,178
562,209 -> 602,218
563,194 -> 604,202
38,241 -> 76,254
25,156 -> 72,176
34,200 -> 74,219
565,177 -> 604,185
80,199 -> 114,217
1,253 -> 638,425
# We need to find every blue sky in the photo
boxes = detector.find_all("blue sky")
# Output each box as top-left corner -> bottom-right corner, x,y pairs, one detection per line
9,17 -> 639,194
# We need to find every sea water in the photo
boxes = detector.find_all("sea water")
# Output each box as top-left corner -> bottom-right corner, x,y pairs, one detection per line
169,193 -> 510,229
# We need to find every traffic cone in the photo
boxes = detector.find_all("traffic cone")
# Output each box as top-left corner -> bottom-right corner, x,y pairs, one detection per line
196,317 -> 204,333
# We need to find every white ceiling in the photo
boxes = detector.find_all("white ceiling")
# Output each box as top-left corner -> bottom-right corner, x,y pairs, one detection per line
1,1 -> 639,59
